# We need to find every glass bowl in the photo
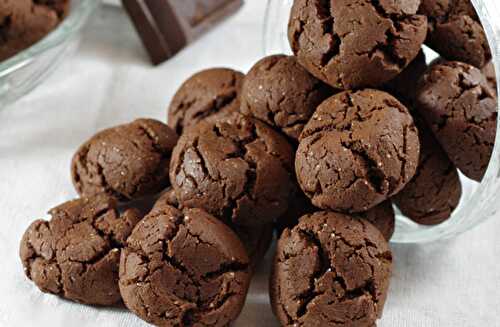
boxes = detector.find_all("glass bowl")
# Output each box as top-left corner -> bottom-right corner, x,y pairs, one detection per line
263,0 -> 500,243
0,0 -> 100,107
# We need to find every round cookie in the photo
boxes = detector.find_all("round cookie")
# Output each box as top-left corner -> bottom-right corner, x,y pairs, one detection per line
153,188 -> 273,271
288,0 -> 427,89
19,195 -> 142,306
119,203 -> 251,327
72,118 -> 178,201
394,116 -> 462,225
415,61 -> 497,181
419,0 -> 491,68
0,0 -> 69,61
482,61 -> 497,95
170,114 -> 294,227
383,50 -> 428,103
270,211 -> 393,327
168,68 -> 245,135
240,55 -> 332,140
296,89 -> 420,213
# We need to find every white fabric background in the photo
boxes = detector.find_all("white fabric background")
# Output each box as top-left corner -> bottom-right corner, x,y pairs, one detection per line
0,2 -> 499,326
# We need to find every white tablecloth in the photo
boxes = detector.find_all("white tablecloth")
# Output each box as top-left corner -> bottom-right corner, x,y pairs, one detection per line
0,2 -> 499,326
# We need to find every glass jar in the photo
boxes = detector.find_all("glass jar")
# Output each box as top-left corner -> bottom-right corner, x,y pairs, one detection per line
0,0 -> 100,107
263,0 -> 500,243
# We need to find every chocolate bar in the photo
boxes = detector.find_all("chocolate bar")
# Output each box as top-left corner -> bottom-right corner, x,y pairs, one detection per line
122,0 -> 244,65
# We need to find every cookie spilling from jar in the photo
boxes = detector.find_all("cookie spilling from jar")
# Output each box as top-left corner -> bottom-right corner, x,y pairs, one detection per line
19,0 -> 497,326
0,0 -> 71,62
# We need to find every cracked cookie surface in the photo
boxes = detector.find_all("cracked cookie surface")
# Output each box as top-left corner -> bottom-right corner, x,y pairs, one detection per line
270,211 -> 393,327
240,55 -> 333,140
394,115 -> 462,225
288,0 -> 427,89
170,114 -> 294,227
19,194 -> 142,305
119,203 -> 251,327
71,119 -> 178,201
0,0 -> 70,61
482,61 -> 497,95
153,188 -> 274,272
415,61 -> 497,181
168,68 -> 245,135
419,0 -> 491,68
296,89 -> 420,213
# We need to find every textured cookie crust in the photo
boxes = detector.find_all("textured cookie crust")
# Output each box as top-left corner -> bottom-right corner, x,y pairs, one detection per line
119,204 -> 251,327
415,61 -> 497,181
288,0 -> 427,89
19,195 -> 141,305
153,188 -> 273,271
296,89 -> 420,213
72,119 -> 178,201
168,68 -> 245,135
0,0 -> 70,61
240,55 -> 332,140
394,115 -> 462,225
170,114 -> 294,227
420,0 -> 491,68
270,211 -> 393,327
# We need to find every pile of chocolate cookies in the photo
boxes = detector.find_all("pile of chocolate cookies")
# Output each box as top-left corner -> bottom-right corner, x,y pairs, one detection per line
0,0 -> 70,61
19,0 -> 497,326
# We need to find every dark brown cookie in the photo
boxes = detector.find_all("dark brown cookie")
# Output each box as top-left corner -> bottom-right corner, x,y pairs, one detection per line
19,195 -> 141,306
360,200 -> 396,241
383,50 -> 428,103
419,0 -> 491,68
288,0 -> 427,89
240,55 -> 332,140
153,188 -> 273,271
233,224 -> 274,272
119,203 -> 251,326
296,89 -> 420,213
72,119 -> 178,202
0,0 -> 69,61
270,211 -> 393,327
415,61 -> 497,181
393,115 -> 462,225
482,61 -> 497,95
168,68 -> 245,135
170,114 -> 294,227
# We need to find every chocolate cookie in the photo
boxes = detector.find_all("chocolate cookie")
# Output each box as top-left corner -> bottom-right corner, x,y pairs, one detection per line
383,50 -> 428,103
360,200 -> 396,241
0,0 -> 69,61
482,61 -> 497,95
168,68 -> 245,135
288,0 -> 427,89
153,188 -> 273,271
296,89 -> 420,213
393,115 -> 462,225
72,119 -> 178,201
270,211 -> 393,327
170,114 -> 294,227
19,195 -> 141,306
240,55 -> 332,140
419,0 -> 491,68
119,203 -> 251,326
415,61 -> 497,181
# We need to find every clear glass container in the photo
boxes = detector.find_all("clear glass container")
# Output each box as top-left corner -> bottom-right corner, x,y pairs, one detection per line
263,0 -> 500,243
0,0 -> 101,107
